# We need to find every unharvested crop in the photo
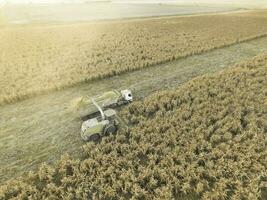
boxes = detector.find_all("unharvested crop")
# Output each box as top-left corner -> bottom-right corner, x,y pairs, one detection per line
1,10 -> 267,105
1,51 -> 266,199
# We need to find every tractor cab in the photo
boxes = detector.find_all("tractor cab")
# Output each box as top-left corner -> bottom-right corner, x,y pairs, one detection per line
121,89 -> 133,102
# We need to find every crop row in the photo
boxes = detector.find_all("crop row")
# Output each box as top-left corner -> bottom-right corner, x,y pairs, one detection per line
1,11 -> 267,105
0,50 -> 266,199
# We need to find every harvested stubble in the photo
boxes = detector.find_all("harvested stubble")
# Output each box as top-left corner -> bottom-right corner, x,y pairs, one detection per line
0,51 -> 266,199
1,10 -> 267,105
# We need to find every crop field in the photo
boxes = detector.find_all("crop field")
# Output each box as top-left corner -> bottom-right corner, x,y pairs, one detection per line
1,51 -> 266,199
1,10 -> 267,105
1,4 -> 267,199
1,36 -> 267,185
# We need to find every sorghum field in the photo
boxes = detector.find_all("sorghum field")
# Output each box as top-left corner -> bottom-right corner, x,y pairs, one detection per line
1,50 -> 266,199
1,35 -> 267,185
1,10 -> 267,105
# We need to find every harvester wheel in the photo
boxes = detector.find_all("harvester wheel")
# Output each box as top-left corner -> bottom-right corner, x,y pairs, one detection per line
88,134 -> 101,142
104,124 -> 117,136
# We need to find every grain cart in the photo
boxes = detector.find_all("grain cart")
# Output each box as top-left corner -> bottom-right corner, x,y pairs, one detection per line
74,90 -> 133,119
81,99 -> 119,142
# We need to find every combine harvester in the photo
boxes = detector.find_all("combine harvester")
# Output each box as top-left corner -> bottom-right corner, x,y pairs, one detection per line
74,90 -> 133,142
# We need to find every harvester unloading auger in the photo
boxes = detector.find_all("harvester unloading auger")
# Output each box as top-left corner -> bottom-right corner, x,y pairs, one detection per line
78,90 -> 133,142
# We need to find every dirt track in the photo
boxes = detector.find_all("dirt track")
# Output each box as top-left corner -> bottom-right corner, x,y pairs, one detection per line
1,36 -> 267,183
